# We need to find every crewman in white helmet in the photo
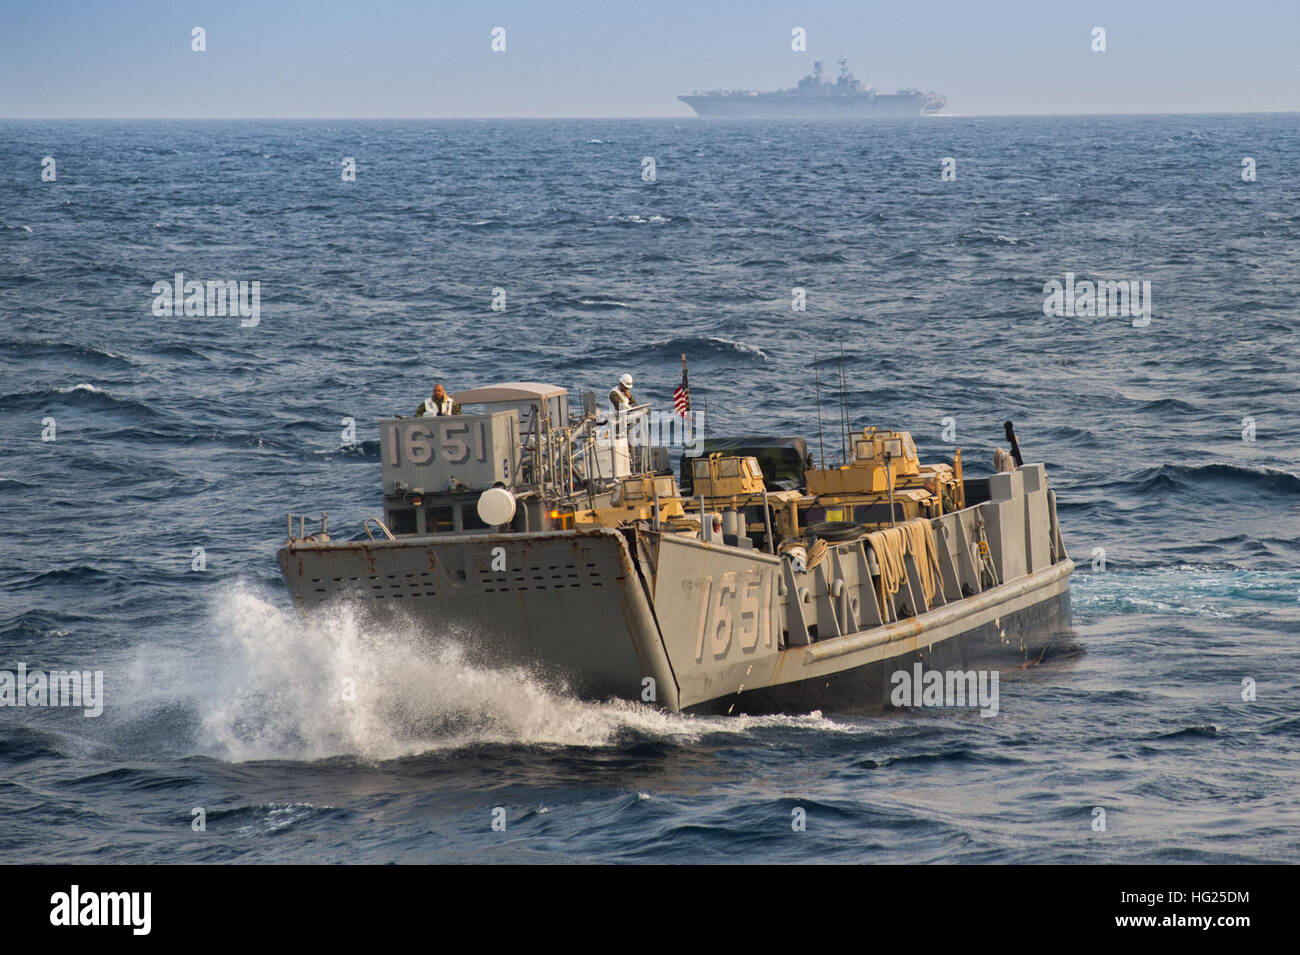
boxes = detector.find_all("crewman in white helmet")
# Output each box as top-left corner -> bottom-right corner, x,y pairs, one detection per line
608,373 -> 636,412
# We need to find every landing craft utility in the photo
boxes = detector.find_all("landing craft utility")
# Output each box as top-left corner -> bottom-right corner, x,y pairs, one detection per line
277,381 -> 1072,715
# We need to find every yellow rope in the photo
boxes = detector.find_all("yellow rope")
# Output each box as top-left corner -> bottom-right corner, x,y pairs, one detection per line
864,526 -> 907,607
902,518 -> 941,607
806,538 -> 829,571
865,520 -> 942,610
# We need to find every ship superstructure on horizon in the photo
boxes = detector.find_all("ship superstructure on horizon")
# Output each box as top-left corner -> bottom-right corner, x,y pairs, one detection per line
679,58 -> 947,118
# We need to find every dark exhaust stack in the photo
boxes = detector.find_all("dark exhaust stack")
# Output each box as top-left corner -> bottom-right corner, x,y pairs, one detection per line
1004,420 -> 1024,468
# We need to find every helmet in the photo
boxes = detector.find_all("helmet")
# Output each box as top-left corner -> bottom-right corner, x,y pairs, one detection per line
619,373 -> 634,388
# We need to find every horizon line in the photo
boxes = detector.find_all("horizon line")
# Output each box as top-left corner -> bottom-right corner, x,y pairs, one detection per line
2,109 -> 1298,121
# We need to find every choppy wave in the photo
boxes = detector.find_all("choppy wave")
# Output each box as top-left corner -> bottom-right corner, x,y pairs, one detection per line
0,339 -> 135,369
56,382 -> 105,394
1071,564 -> 1299,619
1125,463 -> 1300,496
644,335 -> 768,361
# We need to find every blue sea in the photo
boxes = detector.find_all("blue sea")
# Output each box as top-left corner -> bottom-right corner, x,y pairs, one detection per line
1,116 -> 1298,863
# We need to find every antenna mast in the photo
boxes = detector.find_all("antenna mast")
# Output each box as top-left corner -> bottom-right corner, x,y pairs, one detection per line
814,364 -> 826,470
838,345 -> 849,464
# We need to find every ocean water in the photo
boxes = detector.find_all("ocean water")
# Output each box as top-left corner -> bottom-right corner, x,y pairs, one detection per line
1,116 -> 1298,863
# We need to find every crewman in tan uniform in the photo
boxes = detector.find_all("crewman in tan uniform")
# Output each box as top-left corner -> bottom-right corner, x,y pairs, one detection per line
415,383 -> 461,417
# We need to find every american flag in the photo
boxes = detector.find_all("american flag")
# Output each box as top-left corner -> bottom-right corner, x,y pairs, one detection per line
672,358 -> 690,417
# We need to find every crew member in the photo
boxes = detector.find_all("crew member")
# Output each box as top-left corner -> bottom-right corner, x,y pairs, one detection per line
608,373 -> 636,412
416,383 -> 461,417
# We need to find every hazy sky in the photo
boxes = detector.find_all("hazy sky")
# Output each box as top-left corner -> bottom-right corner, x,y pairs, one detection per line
2,0 -> 1297,117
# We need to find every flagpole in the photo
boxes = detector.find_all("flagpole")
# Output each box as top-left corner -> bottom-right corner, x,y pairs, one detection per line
680,353 -> 687,417
704,393 -> 714,524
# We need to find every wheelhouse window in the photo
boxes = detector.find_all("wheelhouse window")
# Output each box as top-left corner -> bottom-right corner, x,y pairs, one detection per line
425,506 -> 454,533
460,505 -> 490,531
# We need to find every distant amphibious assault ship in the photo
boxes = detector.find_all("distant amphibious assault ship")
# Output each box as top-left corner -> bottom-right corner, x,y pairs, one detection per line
679,58 -> 946,118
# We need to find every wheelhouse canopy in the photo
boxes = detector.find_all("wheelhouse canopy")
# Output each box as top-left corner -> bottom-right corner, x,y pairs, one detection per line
451,382 -> 567,404
452,383 -> 569,429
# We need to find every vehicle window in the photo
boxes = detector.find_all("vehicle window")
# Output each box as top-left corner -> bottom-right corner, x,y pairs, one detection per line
855,503 -> 902,523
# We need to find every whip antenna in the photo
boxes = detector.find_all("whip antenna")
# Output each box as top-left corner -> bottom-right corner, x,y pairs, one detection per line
839,344 -> 849,464
814,363 -> 826,470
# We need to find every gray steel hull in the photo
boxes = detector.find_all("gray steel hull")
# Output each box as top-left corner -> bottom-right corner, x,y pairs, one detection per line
278,525 -> 1072,717
686,586 -> 1071,715
277,528 -> 679,710
678,94 -> 940,118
